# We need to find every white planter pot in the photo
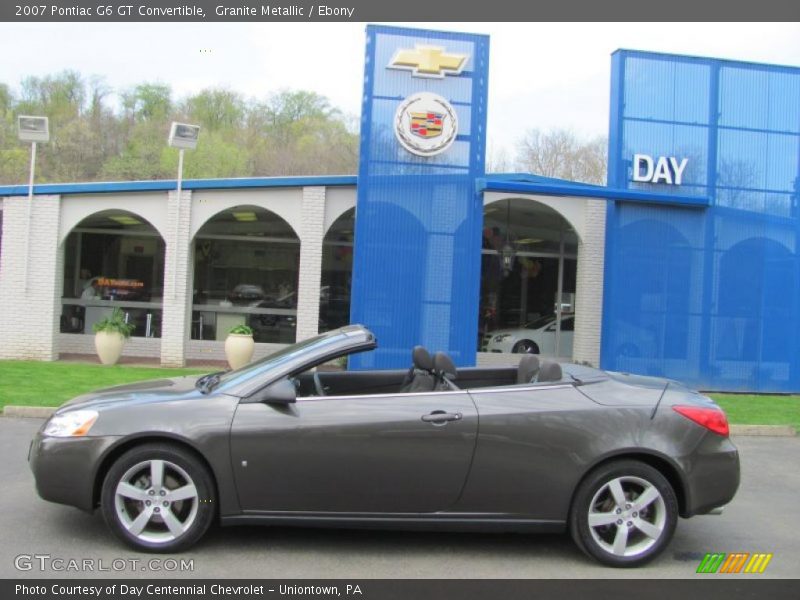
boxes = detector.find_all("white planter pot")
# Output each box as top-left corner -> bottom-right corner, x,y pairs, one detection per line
225,334 -> 255,370
94,331 -> 125,365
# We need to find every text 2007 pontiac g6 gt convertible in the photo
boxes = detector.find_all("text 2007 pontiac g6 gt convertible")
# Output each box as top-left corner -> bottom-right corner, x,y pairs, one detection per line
29,325 -> 739,567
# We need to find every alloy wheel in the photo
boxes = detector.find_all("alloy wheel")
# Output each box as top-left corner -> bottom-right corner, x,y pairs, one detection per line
114,459 -> 199,544
586,475 -> 666,557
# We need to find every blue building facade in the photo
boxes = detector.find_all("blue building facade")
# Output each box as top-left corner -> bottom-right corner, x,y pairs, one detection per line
349,25 -> 489,369
602,50 -> 800,392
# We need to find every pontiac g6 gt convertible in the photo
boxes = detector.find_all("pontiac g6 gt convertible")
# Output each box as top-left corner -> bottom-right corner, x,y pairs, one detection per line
29,325 -> 739,567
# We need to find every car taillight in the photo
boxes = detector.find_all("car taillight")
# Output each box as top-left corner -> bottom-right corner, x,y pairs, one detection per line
673,405 -> 729,437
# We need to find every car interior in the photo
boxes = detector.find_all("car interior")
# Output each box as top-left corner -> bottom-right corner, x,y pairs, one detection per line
290,345 -> 569,398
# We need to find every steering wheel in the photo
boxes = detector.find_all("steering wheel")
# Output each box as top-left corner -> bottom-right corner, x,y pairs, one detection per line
313,371 -> 326,396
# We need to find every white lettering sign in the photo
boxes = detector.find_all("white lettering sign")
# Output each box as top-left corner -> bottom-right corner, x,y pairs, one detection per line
632,154 -> 689,185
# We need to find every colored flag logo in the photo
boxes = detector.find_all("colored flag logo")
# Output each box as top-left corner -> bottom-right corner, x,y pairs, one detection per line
410,112 -> 444,139
696,552 -> 773,574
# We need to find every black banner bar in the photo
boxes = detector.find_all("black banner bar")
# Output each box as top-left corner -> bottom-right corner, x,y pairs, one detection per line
1,0 -> 798,22
4,579 -> 800,600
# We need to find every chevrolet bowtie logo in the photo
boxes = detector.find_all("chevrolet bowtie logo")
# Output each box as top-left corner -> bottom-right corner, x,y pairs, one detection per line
388,45 -> 468,78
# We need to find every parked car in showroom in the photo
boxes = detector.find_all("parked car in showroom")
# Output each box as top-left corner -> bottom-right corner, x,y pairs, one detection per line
29,325 -> 739,567
482,314 -> 574,355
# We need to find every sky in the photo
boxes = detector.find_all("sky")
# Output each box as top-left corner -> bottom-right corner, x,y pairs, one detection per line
2,22 -> 799,163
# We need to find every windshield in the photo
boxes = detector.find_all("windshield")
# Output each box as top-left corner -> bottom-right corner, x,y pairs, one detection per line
210,327 -> 372,393
523,315 -> 556,330
215,333 -> 339,386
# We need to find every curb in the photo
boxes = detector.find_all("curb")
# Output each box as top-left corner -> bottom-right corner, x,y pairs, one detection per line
3,406 -> 57,418
730,424 -> 796,437
1,405 -> 797,437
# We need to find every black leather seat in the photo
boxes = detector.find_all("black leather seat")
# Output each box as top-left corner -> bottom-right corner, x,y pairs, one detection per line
400,346 -> 436,392
537,361 -> 563,383
433,351 -> 459,390
517,355 -> 540,384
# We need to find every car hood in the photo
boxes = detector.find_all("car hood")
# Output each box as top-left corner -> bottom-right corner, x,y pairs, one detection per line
486,328 -> 531,337
56,375 -> 205,414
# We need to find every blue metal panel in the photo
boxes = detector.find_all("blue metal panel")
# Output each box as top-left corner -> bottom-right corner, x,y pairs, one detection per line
604,50 -> 800,392
349,25 -> 489,369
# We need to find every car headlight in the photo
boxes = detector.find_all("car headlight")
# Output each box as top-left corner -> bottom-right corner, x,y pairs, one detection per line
43,410 -> 99,437
493,334 -> 512,342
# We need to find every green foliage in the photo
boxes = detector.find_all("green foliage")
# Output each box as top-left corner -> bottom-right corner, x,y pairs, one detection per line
229,324 -> 254,336
0,74 -> 359,184
92,307 -> 136,339
709,394 -> 800,433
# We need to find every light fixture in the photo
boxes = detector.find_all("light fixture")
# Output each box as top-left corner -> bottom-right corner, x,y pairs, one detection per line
501,199 -> 515,275
167,122 -> 200,300
232,211 -> 258,222
17,116 -> 49,143
167,122 -> 200,150
501,241 -> 515,273
109,215 -> 141,226
17,115 -> 50,296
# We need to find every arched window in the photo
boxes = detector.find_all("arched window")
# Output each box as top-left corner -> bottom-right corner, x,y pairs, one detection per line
191,205 -> 300,343
479,199 -> 578,357
61,210 -> 165,338
320,208 -> 354,332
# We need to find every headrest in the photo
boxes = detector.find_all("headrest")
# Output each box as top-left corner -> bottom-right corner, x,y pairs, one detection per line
537,361 -> 563,383
517,354 -> 540,384
433,351 -> 457,379
412,345 -> 434,372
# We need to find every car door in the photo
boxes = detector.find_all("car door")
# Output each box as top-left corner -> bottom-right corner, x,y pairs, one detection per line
454,383 -> 605,521
230,386 -> 478,514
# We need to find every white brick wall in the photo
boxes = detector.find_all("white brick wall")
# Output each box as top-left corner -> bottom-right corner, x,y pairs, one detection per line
573,199 -> 607,367
160,190 -> 193,367
295,186 -> 326,342
0,195 -> 62,360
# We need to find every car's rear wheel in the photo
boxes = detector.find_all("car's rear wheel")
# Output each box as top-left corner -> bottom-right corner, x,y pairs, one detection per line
512,340 -> 539,354
101,443 -> 215,552
569,460 -> 677,567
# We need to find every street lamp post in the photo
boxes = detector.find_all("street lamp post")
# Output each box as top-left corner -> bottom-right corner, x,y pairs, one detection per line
167,122 -> 200,299
17,116 -> 49,295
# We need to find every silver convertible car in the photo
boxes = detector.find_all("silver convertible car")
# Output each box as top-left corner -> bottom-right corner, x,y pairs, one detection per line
29,325 -> 739,567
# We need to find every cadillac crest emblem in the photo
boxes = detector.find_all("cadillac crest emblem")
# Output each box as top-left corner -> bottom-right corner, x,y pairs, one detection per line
394,92 -> 458,157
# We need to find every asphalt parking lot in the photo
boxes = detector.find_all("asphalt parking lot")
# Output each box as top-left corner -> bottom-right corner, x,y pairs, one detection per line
1,417 -> 797,579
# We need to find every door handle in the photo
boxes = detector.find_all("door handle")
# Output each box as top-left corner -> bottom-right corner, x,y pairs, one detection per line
421,410 -> 463,424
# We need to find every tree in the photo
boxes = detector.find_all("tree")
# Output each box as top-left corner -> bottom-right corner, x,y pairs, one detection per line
0,73 -> 357,183
183,88 -> 244,131
516,128 -> 607,185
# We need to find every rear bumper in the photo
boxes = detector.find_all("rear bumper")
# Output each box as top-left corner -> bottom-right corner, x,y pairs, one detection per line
681,434 -> 740,517
29,431 -> 120,512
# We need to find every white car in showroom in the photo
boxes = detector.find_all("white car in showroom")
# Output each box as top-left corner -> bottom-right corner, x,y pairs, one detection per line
482,314 -> 574,355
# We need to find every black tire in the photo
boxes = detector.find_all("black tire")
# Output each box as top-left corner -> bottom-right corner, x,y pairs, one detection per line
569,460 -> 678,567
101,443 -> 216,553
512,340 -> 539,354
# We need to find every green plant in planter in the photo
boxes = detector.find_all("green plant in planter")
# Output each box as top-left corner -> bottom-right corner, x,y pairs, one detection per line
229,324 -> 254,336
92,308 -> 136,338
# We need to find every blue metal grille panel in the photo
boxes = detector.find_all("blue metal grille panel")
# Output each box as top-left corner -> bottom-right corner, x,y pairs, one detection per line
349,26 -> 490,369
604,50 -> 800,392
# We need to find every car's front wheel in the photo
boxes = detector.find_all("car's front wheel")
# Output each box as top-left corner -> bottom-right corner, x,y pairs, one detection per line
101,443 -> 215,552
569,460 -> 678,567
512,340 -> 539,354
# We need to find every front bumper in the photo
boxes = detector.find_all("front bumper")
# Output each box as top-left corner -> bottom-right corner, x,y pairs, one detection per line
29,430 -> 121,512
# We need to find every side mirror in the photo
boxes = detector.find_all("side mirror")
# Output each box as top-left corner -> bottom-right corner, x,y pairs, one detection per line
254,379 -> 296,405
